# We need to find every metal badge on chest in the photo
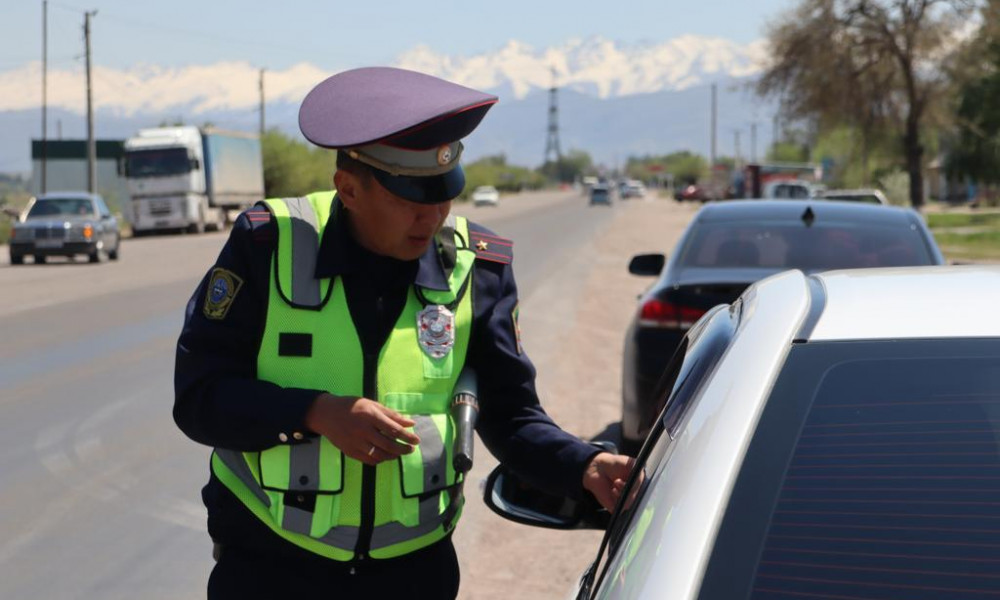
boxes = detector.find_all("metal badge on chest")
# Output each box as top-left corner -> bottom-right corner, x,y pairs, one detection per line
417,304 -> 455,359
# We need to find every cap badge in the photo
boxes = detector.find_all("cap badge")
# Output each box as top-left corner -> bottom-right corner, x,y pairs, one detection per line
417,304 -> 455,359
476,240 -> 489,251
436,145 -> 453,166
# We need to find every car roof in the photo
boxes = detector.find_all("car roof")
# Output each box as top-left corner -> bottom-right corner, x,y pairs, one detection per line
695,199 -> 917,225
34,192 -> 101,201
803,264 -> 1000,341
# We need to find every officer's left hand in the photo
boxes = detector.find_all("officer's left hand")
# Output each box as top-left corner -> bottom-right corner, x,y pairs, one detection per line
582,452 -> 641,512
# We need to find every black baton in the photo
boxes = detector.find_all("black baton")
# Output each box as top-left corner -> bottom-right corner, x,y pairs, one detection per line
450,369 -> 479,474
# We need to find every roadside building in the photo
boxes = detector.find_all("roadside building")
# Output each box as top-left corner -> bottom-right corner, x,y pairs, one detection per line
31,139 -> 129,214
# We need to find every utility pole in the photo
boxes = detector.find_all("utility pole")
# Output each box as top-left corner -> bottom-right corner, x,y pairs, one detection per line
259,68 -> 266,138
41,0 -> 48,194
750,122 -> 758,163
543,66 -> 562,176
84,10 -> 97,194
710,83 -> 717,166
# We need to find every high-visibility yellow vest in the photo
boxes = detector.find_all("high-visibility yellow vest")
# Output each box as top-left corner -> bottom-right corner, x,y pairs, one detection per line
211,191 -> 475,560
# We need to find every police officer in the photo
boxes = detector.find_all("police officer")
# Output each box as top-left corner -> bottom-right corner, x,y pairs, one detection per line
173,66 -> 635,599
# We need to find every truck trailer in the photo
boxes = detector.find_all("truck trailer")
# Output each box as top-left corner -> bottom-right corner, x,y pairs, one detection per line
122,126 -> 264,235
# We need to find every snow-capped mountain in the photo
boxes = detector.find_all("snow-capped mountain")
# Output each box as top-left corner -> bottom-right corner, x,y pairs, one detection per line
0,35 -> 773,173
397,35 -> 767,100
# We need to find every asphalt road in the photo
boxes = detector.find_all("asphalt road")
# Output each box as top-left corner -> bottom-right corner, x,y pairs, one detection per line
0,188 -> 649,599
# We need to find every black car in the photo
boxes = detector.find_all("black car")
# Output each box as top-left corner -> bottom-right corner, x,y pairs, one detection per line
620,199 -> 946,452
9,193 -> 121,264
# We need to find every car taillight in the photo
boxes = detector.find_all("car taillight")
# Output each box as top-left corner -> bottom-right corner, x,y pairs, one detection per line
638,299 -> 706,329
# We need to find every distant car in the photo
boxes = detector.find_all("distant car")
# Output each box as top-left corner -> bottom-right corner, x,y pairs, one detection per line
8,192 -> 121,265
620,199 -> 944,451
675,183 -> 709,202
763,180 -> 821,199
821,188 -> 889,205
589,184 -> 612,206
471,185 -> 500,207
622,180 -> 647,199
485,264 -> 1000,600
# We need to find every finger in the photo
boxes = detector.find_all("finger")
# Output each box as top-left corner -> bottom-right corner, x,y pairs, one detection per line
372,435 -> 417,457
353,444 -> 381,466
374,413 -> 421,445
594,487 -> 617,512
378,406 -> 417,428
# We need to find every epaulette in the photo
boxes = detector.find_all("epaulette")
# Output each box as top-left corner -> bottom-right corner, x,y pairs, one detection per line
469,229 -> 513,265
245,206 -> 274,243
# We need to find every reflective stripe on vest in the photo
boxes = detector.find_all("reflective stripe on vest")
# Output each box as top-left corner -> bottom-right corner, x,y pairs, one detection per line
211,192 -> 474,561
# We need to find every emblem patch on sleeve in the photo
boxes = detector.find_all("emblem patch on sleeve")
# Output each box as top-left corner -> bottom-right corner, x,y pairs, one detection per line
203,268 -> 244,320
511,302 -> 522,355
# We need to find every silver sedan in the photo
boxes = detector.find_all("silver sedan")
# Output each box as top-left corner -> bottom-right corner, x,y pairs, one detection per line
8,192 -> 121,264
486,264 -> 1000,599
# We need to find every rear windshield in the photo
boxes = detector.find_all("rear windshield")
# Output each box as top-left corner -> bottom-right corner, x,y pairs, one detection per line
26,198 -> 94,218
701,339 -> 1000,600
679,220 -> 935,270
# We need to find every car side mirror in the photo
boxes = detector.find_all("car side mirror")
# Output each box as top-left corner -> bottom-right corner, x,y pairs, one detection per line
482,441 -> 616,531
190,158 -> 201,170
628,253 -> 665,276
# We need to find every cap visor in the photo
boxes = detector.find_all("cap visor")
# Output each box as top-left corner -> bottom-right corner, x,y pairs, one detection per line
370,165 -> 466,204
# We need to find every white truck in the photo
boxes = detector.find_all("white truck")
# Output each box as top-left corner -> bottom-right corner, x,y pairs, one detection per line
122,126 -> 264,235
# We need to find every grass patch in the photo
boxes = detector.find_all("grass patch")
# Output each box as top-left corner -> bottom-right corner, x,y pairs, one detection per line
926,212 -> 1000,228
933,231 -> 1000,262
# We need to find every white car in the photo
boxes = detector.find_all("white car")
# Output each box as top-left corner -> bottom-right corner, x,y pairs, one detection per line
821,188 -> 890,205
485,265 -> 1000,599
471,185 -> 500,206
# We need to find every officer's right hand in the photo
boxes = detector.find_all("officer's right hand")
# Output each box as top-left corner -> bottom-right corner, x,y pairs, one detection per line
305,393 -> 421,465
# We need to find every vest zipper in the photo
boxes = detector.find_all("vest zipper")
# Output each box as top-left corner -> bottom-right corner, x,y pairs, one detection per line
355,294 -> 383,560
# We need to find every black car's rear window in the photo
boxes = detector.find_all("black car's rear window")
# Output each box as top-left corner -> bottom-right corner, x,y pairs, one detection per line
701,339 -> 1000,600
680,221 -> 935,269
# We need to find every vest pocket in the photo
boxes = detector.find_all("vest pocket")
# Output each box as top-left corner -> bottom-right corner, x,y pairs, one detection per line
258,439 -> 345,538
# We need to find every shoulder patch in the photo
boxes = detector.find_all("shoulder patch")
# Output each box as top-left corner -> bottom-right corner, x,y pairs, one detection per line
204,268 -> 244,320
245,207 -> 274,243
469,230 -> 513,265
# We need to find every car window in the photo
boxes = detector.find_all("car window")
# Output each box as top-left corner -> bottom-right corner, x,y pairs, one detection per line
679,221 -> 935,270
700,338 -> 1000,600
95,197 -> 111,218
582,304 -> 738,599
27,198 -> 94,218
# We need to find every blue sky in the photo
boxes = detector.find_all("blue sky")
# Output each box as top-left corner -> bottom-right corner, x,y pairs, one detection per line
3,0 -> 797,72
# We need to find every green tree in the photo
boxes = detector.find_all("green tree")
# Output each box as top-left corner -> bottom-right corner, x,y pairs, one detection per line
540,149 -> 594,183
461,155 -> 546,198
261,129 -> 335,197
758,0 -> 977,208
626,151 -> 708,184
945,1 -> 1000,184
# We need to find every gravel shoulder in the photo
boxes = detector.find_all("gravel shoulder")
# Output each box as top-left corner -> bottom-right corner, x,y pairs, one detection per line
455,196 -> 698,599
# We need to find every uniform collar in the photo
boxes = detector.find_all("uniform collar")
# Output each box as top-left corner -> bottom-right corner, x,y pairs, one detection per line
314,196 -> 451,292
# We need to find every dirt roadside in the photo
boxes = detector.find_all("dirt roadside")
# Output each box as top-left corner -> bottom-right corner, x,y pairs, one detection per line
455,196 -> 698,599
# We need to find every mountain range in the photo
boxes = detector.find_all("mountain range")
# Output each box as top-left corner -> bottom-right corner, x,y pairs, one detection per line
0,35 -> 777,175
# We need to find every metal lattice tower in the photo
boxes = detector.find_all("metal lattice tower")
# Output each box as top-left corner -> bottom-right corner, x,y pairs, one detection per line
544,67 -> 562,166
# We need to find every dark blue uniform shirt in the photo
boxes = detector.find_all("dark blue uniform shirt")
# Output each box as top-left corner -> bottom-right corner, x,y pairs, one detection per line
173,196 -> 600,558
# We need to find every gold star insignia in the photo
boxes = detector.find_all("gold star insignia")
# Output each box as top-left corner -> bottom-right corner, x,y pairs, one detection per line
476,240 -> 489,251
